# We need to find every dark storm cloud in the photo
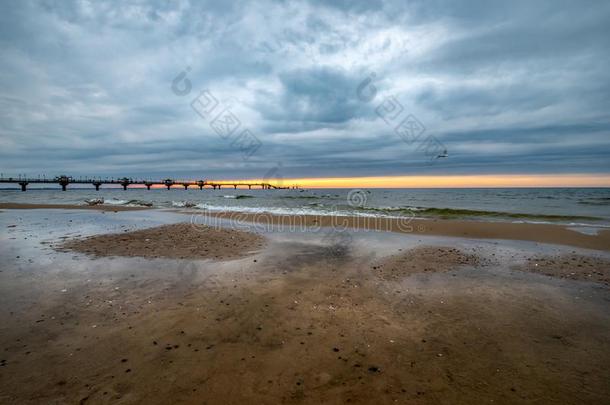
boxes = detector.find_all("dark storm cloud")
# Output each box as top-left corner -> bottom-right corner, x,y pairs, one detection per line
260,67 -> 367,126
0,0 -> 609,180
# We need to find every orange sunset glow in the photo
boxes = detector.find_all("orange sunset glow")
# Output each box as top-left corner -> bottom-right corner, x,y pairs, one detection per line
230,174 -> 610,189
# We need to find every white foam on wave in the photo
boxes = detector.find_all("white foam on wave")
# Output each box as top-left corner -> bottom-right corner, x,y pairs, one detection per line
512,220 -> 610,229
188,203 -> 412,219
172,201 -> 197,208
567,227 -> 601,235
104,198 -> 129,205
84,198 -> 153,207
565,221 -> 610,228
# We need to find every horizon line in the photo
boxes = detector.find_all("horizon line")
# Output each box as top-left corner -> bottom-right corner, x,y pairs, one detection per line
2,173 -> 610,189
246,174 -> 610,188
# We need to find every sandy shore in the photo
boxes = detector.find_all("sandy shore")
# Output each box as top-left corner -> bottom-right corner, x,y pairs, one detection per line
1,209 -> 609,404
3,202 -> 609,251
197,211 -> 610,251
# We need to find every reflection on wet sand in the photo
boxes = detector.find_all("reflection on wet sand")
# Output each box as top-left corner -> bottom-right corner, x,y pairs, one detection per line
0,209 -> 609,404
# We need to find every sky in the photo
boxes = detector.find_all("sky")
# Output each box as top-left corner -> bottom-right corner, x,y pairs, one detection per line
1,0 -> 609,186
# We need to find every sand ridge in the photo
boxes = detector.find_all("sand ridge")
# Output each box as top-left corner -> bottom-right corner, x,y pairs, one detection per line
371,246 -> 487,281
197,211 -> 610,252
56,223 -> 266,260
513,254 -> 610,286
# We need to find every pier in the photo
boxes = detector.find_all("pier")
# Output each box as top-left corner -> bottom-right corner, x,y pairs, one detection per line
0,175 -> 296,191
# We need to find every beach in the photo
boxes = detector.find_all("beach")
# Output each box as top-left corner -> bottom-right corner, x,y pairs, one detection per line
1,204 -> 609,404
5,0 -> 610,401
4,0 -> 610,403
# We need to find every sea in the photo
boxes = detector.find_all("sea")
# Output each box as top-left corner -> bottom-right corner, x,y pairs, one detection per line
1,187 -> 609,229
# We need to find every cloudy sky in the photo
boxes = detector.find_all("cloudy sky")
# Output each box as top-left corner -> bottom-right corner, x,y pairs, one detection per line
1,0 -> 609,182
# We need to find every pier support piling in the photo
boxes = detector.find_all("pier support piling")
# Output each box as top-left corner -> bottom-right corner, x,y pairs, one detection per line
19,182 -> 28,192
119,178 -> 131,191
56,175 -> 70,191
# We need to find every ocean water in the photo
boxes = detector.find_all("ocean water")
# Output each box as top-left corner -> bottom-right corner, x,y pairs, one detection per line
1,187 -> 609,227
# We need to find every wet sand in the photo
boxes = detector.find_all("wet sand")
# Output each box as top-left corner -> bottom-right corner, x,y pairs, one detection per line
1,209 -> 609,404
196,211 -> 610,251
3,202 -> 610,250
0,203 -> 151,212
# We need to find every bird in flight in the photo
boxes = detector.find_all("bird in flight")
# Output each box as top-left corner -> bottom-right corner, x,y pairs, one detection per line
436,149 -> 448,159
